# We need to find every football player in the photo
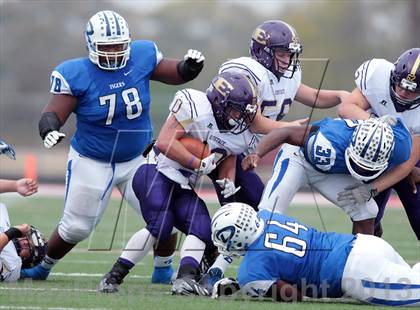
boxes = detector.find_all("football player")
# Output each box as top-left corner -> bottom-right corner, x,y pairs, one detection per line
242,116 -> 411,235
211,203 -> 420,306
97,72 -> 290,294
337,48 -> 420,239
0,145 -> 45,282
20,10 -> 205,282
212,20 -> 349,208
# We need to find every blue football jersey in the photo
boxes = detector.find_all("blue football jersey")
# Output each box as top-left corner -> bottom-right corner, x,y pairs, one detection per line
237,210 -> 356,297
50,40 -> 162,162
302,118 -> 411,174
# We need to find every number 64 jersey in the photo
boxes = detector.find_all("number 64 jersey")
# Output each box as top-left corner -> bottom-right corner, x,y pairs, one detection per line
238,209 -> 356,298
50,40 -> 163,163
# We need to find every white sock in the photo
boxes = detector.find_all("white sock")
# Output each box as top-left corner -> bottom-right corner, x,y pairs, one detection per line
154,255 -> 174,268
180,235 -> 205,263
208,254 -> 234,274
120,228 -> 156,265
40,255 -> 59,270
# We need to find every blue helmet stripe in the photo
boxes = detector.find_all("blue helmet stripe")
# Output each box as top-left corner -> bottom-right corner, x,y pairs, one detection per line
360,125 -> 378,158
112,12 -> 121,36
371,124 -> 383,162
103,12 -> 111,36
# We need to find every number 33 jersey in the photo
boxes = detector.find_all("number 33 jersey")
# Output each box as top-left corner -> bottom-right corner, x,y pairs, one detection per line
49,40 -> 163,163
237,210 -> 355,298
302,118 -> 411,174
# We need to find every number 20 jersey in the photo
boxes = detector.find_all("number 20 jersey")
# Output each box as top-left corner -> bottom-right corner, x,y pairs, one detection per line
49,40 -> 162,163
237,210 -> 355,298
303,118 -> 411,174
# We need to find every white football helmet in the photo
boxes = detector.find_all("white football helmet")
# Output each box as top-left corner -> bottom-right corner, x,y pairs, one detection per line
211,203 -> 264,257
345,118 -> 395,182
85,10 -> 131,70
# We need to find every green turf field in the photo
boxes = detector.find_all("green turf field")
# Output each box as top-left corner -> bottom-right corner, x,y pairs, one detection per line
1,196 -> 419,309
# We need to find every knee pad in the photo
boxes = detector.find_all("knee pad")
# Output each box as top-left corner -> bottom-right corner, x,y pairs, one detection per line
59,186 -> 104,243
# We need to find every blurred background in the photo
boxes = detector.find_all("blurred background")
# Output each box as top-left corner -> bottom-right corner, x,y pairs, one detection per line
0,0 -> 419,182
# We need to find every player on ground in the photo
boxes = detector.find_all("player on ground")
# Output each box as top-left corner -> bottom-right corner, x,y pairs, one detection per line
210,203 -> 420,306
213,20 -> 349,208
0,142 -> 46,282
97,72 -> 289,294
20,10 -> 205,282
242,116 -> 411,235
337,48 -> 420,239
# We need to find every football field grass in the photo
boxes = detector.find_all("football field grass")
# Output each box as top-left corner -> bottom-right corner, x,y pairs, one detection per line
1,195 -> 419,310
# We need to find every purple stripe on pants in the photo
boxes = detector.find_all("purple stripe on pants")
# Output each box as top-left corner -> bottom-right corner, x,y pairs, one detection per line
132,164 -> 212,243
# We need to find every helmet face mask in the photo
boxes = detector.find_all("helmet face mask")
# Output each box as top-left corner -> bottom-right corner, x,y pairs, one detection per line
85,11 -> 131,70
389,48 -> 420,111
345,119 -> 395,182
206,72 -> 258,135
211,203 -> 264,257
250,20 -> 302,79
12,226 -> 48,268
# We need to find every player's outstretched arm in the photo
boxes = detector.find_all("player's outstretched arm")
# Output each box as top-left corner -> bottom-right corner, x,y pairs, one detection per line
372,135 -> 420,193
250,107 -> 308,135
151,49 -> 205,85
242,125 -> 311,171
0,224 -> 30,251
337,88 -> 371,119
296,84 -> 350,109
0,178 -> 37,196
39,94 -> 77,149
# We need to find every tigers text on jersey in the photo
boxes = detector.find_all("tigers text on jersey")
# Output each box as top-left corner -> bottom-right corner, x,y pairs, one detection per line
155,89 -> 257,186
238,210 -> 355,298
355,59 -> 420,135
303,118 -> 411,174
219,57 -> 301,121
0,203 -> 21,282
50,40 -> 163,163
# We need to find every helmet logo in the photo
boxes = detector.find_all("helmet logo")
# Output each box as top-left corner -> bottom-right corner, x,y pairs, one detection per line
252,28 -> 268,45
214,77 -> 234,97
216,226 -> 236,243
407,73 -> 416,82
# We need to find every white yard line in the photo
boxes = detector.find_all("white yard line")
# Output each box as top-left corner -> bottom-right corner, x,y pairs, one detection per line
50,272 -> 150,279
0,306 -> 110,310
0,286 -> 97,293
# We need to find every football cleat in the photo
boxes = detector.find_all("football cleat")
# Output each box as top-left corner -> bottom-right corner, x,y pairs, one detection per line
97,273 -> 121,293
97,262 -> 129,293
20,264 -> 50,280
171,277 -> 210,296
151,265 -> 173,284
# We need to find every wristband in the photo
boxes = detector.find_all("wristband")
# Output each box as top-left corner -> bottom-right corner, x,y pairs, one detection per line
4,227 -> 23,240
187,155 -> 197,169
177,59 -> 203,82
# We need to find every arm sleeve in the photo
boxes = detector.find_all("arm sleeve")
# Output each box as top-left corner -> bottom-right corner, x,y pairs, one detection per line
153,43 -> 163,66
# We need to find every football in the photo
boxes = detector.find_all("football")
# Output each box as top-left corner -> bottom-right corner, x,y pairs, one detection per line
179,136 -> 210,159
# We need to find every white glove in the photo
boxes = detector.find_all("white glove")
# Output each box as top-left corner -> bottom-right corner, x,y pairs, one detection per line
337,183 -> 378,207
211,277 -> 240,299
196,153 -> 218,175
184,49 -> 205,63
216,178 -> 241,199
377,114 -> 398,126
43,131 -> 66,149
0,140 -> 16,160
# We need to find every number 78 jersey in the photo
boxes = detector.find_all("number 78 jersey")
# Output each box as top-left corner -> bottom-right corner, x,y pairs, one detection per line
237,210 -> 355,298
49,40 -> 162,163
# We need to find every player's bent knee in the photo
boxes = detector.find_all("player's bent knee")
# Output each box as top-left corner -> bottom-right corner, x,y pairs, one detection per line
59,218 -> 95,243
